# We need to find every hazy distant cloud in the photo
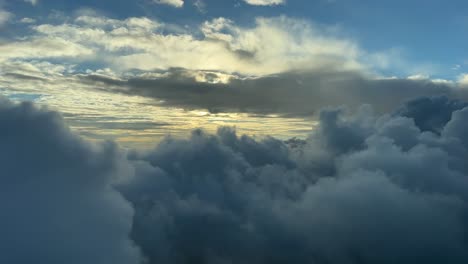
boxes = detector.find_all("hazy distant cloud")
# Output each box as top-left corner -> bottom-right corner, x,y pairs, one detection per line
19,17 -> 36,23
154,0 -> 184,8
244,0 -> 285,6
24,0 -> 38,5
0,9 -> 12,26
193,0 -> 206,13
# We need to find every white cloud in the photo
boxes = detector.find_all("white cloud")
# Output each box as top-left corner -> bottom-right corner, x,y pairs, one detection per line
0,13 -> 437,81
0,9 -> 12,26
244,0 -> 285,6
407,74 -> 429,80
2,15 -> 364,75
0,37 -> 94,62
24,0 -> 38,5
154,0 -> 184,8
458,73 -> 468,86
193,0 -> 206,13
20,17 -> 36,23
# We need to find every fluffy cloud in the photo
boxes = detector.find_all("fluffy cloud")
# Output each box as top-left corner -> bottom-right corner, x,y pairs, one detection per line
154,0 -> 184,8
4,92 -> 468,263
0,98 -> 142,263
117,96 -> 468,263
244,0 -> 285,6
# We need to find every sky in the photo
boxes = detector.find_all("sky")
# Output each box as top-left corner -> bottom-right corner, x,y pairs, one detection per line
2,0 -> 468,146
5,1 -> 468,264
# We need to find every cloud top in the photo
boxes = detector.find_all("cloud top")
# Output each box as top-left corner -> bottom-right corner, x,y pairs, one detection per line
0,98 -> 142,264
3,95 -> 468,263
119,95 -> 468,263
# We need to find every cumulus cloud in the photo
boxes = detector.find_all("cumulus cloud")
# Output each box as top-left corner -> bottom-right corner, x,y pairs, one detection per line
0,98 -> 142,263
154,0 -> 184,8
117,95 -> 468,263
4,92 -> 468,263
244,0 -> 285,6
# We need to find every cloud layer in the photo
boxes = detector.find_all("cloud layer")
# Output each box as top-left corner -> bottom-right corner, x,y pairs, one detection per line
4,95 -> 468,263
118,95 -> 468,263
1,13 -> 455,143
87,67 -> 468,116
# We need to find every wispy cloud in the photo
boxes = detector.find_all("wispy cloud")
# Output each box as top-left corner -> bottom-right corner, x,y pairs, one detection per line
24,0 -> 38,6
0,9 -> 12,26
153,0 -> 184,8
244,0 -> 285,6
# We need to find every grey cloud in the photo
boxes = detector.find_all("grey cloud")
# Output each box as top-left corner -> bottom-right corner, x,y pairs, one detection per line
87,68 -> 468,116
0,98 -> 142,264
396,96 -> 468,134
118,96 -> 468,264
5,94 -> 468,264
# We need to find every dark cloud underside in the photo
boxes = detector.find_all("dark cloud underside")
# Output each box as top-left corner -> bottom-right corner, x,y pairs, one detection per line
4,96 -> 468,263
86,68 -> 468,116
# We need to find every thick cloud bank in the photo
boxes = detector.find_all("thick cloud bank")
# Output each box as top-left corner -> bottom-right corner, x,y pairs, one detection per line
5,96 -> 468,264
120,96 -> 468,264
89,68 -> 468,116
0,98 -> 142,264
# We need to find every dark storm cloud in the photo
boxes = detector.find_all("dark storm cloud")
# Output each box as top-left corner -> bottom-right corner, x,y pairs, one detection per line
118,96 -> 468,264
0,97 -> 142,264
85,68 -> 468,116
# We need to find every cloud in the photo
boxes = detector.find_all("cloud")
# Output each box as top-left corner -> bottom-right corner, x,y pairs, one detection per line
193,0 -> 206,13
0,9 -> 12,26
4,92 -> 468,263
459,73 -> 468,86
154,0 -> 184,8
19,17 -> 36,23
1,15 -> 367,75
24,0 -> 38,6
85,67 -> 468,116
244,0 -> 285,6
0,98 -> 142,263
395,96 -> 468,134
118,96 -> 468,263
0,13 -> 460,144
